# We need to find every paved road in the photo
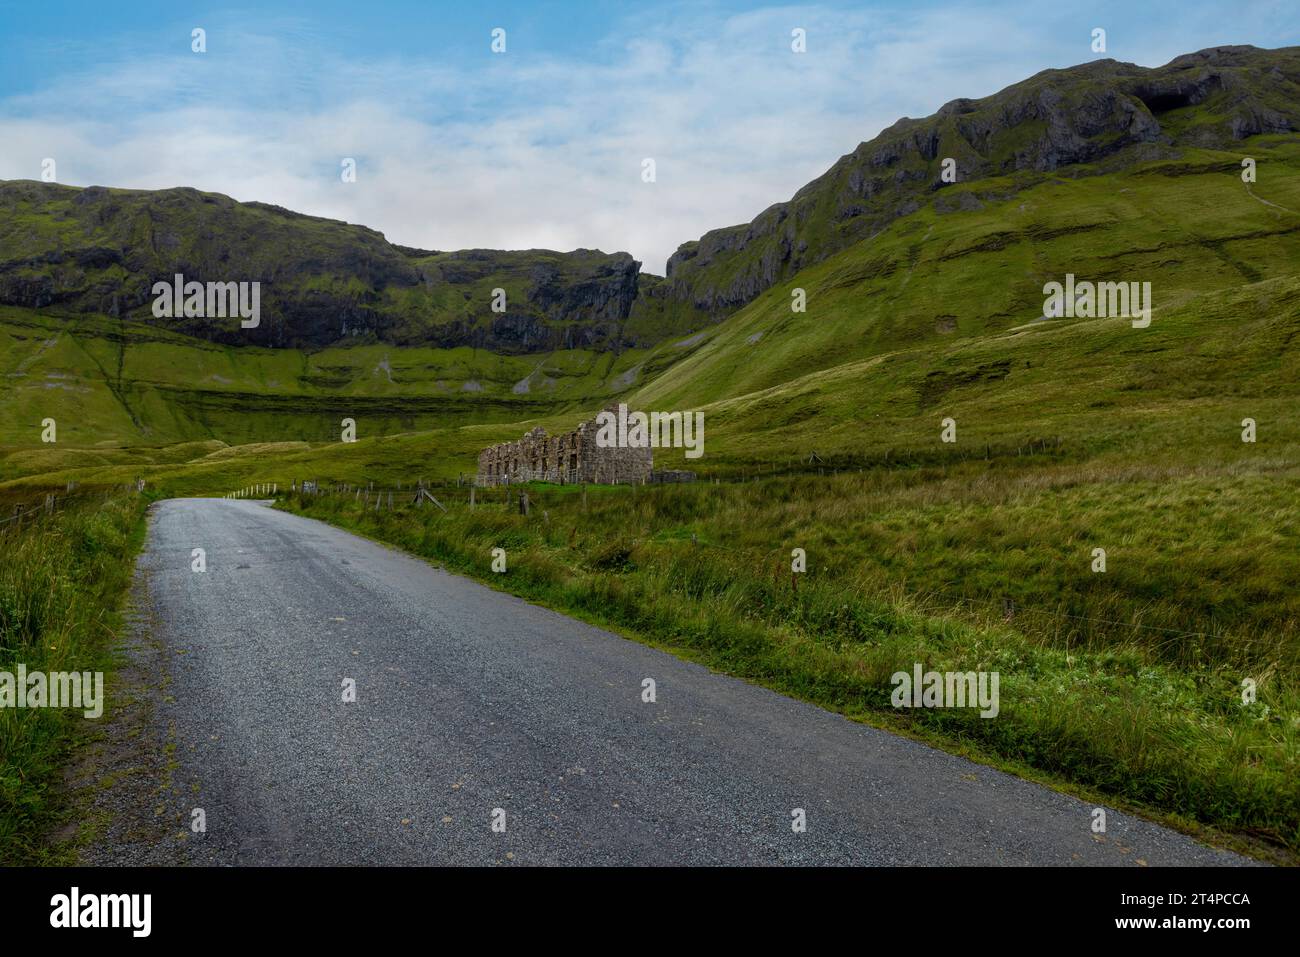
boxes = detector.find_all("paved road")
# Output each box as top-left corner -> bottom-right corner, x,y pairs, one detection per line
104,498 -> 1248,866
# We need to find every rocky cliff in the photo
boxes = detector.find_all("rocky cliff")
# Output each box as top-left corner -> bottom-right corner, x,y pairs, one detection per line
656,45 -> 1300,316
0,182 -> 645,352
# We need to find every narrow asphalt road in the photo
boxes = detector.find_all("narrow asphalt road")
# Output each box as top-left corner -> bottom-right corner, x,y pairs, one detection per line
97,498 -> 1248,866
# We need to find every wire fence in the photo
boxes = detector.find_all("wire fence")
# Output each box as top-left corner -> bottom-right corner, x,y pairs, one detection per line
226,475 -> 557,514
0,481 -> 145,533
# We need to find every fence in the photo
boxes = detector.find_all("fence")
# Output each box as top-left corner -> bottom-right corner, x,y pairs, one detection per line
0,481 -> 145,533
225,476 -> 572,517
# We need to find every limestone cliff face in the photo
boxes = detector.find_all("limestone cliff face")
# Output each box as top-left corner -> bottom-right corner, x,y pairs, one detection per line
657,45 -> 1300,317
0,182 -> 645,352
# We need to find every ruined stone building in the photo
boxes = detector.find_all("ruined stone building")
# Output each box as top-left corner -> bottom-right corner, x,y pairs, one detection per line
476,405 -> 654,486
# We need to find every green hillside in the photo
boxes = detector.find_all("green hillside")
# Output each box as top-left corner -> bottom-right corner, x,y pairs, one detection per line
5,138 -> 1296,468
633,140 -> 1300,414
0,304 -> 664,452
0,181 -> 695,352
658,45 -> 1300,318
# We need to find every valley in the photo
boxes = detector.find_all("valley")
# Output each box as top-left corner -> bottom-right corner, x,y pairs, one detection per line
2,43 -> 1298,862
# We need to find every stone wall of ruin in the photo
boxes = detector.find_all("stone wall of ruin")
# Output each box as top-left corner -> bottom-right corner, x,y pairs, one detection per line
475,410 -> 653,486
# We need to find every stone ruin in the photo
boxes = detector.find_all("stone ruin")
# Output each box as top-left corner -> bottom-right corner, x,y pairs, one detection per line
476,404 -> 657,486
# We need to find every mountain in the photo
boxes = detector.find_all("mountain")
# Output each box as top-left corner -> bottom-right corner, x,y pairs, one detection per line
657,44 -> 1300,316
0,181 -> 652,352
2,46 -> 1296,356
6,118 -> 1296,451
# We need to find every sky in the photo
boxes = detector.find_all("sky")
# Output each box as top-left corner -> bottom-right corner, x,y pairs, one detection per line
0,1 -> 1296,274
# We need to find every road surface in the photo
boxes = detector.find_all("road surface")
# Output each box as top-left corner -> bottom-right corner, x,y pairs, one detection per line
86,498 -> 1249,866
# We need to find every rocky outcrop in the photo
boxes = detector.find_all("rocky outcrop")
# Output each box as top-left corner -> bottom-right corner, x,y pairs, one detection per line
656,45 -> 1300,318
0,182 -> 645,352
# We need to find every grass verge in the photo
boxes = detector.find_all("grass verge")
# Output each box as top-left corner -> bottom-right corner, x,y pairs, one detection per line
0,491 -> 148,864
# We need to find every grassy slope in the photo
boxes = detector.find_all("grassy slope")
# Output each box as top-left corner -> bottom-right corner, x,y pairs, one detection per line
632,141 -> 1300,415
0,305 -> 656,453
7,143 -> 1295,469
655,46 -> 1300,320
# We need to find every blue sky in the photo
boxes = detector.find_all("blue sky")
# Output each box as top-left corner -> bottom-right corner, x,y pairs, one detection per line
1,1 -> 1295,271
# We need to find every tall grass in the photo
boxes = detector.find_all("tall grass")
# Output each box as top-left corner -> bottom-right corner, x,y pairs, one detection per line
0,493 -> 145,864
